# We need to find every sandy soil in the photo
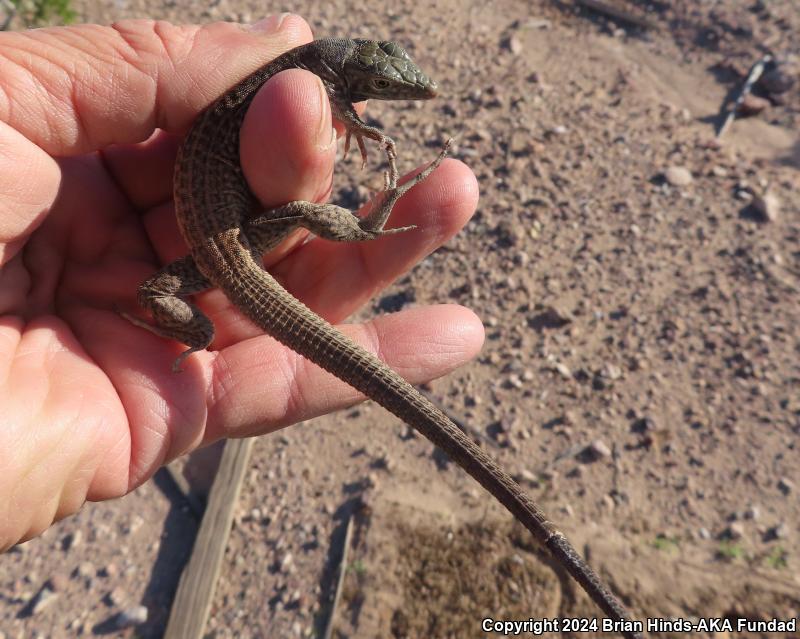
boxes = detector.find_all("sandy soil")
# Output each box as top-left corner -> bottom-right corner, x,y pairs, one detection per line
1,0 -> 798,638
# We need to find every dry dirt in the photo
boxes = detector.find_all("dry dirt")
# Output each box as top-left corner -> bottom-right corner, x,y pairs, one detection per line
1,1 -> 798,638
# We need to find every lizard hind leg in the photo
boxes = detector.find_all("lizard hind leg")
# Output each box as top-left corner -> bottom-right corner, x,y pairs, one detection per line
358,137 -> 452,233
120,255 -> 216,372
246,140 -> 451,247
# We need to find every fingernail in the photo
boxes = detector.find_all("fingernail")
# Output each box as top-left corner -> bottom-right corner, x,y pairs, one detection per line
248,13 -> 290,33
315,77 -> 335,150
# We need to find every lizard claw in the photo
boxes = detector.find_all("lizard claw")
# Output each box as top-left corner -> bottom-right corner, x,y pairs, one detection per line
379,224 -> 417,236
356,134 -> 369,169
343,130 -> 352,160
343,129 -> 369,170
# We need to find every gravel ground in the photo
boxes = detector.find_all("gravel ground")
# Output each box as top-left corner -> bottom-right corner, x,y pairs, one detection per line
1,0 -> 798,638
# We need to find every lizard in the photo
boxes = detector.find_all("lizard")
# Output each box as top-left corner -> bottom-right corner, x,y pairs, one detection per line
123,37 -> 642,638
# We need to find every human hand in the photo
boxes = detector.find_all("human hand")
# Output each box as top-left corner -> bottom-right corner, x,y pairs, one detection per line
0,14 -> 481,549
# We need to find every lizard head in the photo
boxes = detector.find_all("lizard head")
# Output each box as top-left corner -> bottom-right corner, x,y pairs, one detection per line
345,40 -> 438,102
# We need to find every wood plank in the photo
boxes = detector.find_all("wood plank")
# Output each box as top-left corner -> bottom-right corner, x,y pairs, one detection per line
164,438 -> 255,639
323,515 -> 354,639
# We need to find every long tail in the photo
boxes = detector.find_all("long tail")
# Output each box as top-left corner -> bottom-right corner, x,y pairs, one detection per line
201,230 -> 642,639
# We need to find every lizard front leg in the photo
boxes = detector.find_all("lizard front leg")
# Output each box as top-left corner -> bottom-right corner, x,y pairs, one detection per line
120,256 -> 216,372
247,139 -> 451,243
123,214 -> 303,371
331,100 -> 398,185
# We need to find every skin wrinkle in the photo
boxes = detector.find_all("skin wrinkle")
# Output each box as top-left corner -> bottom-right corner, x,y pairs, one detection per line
283,348 -> 314,430
67,35 -> 147,150
210,347 -> 265,435
95,151 -> 142,242
101,365 -> 158,477
111,22 -> 170,134
0,74 -> 11,120
361,318 -> 389,376
0,319 -> 23,381
126,395 -> 169,485
4,39 -> 82,149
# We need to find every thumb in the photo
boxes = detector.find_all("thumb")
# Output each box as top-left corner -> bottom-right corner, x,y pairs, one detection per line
0,14 -> 312,265
0,14 -> 312,154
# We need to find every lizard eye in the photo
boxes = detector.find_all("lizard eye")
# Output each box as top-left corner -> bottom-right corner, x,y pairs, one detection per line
372,78 -> 391,90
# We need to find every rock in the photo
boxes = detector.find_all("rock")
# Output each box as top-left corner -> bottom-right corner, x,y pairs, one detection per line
751,191 -> 780,222
48,573 -> 69,592
99,563 -> 118,578
106,587 -> 126,607
744,505 -> 761,521
767,522 -> 789,540
737,94 -> 770,116
61,530 -> 82,552
279,552 -> 294,573
587,439 -> 612,460
554,363 -> 572,379
602,363 -> 623,380
503,35 -> 523,55
723,522 -> 745,540
508,128 -> 532,154
75,562 -> 95,579
30,586 -> 59,615
522,18 -> 551,29
777,477 -> 794,495
113,605 -> 148,629
123,515 -> 144,535
537,304 -> 573,327
760,67 -> 795,95
664,166 -> 693,186
710,165 -> 728,178
698,527 -> 711,540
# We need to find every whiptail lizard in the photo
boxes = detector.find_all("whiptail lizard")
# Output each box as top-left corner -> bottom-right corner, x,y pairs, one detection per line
124,37 -> 641,638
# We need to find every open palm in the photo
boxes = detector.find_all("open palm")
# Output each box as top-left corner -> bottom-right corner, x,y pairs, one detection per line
0,15 -> 481,549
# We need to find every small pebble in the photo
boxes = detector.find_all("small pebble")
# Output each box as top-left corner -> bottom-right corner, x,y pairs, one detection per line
106,587 -> 126,607
603,363 -> 622,380
724,522 -> 745,540
30,586 -> 59,615
48,573 -> 69,592
751,191 -> 780,222
760,67 -> 794,95
744,505 -> 760,521
664,166 -> 693,186
588,439 -> 612,460
61,530 -> 82,552
280,552 -> 294,573
777,477 -> 793,495
710,165 -> 728,178
737,94 -> 770,116
554,363 -> 572,379
113,605 -> 148,629
76,562 -> 95,579
768,522 -> 789,540
507,36 -> 523,55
